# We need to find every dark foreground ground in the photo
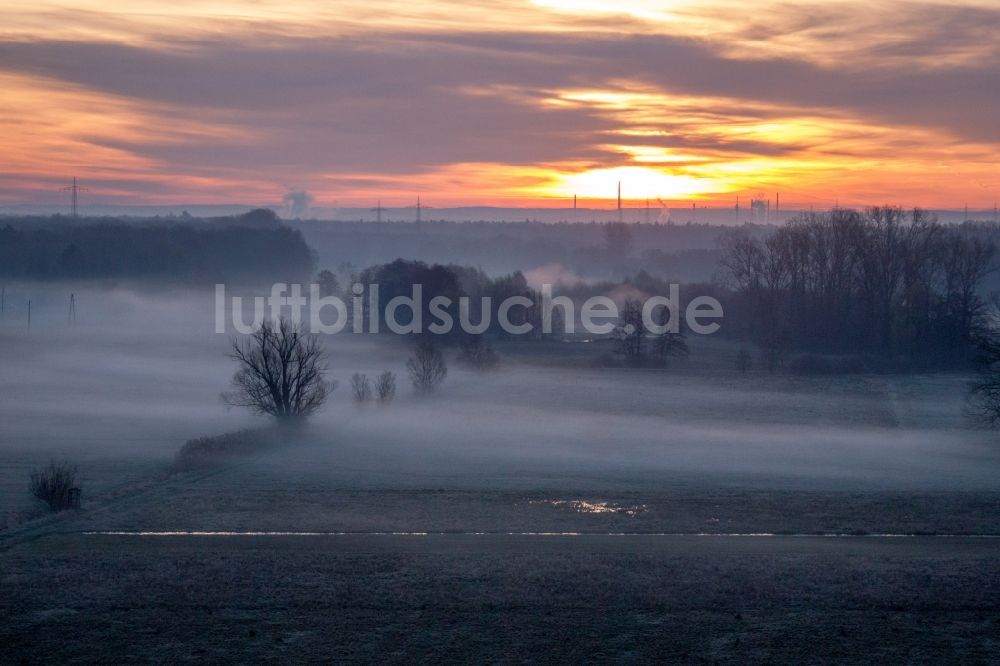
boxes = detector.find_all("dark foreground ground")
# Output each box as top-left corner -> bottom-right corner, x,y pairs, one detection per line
3,333 -> 1000,663
3,531 -> 1000,664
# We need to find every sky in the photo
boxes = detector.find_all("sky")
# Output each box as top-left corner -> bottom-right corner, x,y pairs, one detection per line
0,0 -> 998,211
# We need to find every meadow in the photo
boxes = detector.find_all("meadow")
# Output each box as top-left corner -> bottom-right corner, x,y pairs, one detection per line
2,284 -> 1000,662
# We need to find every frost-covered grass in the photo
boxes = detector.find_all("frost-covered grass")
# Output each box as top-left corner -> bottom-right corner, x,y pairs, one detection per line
2,533 -> 999,664
3,287 -> 1000,662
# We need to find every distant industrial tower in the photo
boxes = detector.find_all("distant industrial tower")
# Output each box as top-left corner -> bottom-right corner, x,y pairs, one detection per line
61,177 -> 88,217
750,194 -> 769,225
413,196 -> 431,233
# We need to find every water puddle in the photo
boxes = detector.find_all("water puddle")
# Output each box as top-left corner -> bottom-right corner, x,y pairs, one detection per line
530,499 -> 647,517
83,531 -> 1000,538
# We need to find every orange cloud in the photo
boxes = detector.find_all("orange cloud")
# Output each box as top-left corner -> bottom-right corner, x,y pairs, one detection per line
0,1 -> 998,210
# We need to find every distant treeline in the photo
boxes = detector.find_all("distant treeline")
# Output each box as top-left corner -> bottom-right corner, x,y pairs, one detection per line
719,207 -> 996,366
3,213 -> 744,283
298,219 -> 738,282
0,211 -> 314,283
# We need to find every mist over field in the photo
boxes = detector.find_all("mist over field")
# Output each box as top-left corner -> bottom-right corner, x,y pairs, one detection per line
2,280 -> 997,526
3,213 -> 1000,663
7,0 -> 1000,658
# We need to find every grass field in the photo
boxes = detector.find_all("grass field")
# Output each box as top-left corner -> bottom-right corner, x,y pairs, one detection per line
4,533 -> 1000,663
2,285 -> 1000,662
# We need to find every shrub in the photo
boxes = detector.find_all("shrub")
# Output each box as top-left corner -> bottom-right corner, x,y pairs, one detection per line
30,461 -> 80,512
457,335 -> 499,371
408,342 -> 448,395
375,371 -> 397,404
651,331 -> 690,365
351,372 -> 373,404
173,428 -> 277,472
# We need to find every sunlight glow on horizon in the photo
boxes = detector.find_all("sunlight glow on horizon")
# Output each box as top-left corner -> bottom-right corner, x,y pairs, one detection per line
0,0 -> 997,210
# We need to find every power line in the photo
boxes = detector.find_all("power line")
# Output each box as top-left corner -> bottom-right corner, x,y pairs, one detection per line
60,177 -> 89,217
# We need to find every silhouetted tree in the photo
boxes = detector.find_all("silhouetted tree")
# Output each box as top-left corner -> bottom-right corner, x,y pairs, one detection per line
969,331 -> 1000,425
612,297 -> 645,363
357,259 -> 464,340
237,208 -> 282,227
407,342 -> 447,395
223,318 -> 332,423
457,335 -> 499,370
719,207 -> 995,366
651,330 -> 689,365
375,371 -> 397,404
317,269 -> 340,297
351,373 -> 373,405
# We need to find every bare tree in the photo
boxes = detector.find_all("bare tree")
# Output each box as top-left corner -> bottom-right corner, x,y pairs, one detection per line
30,461 -> 79,512
612,297 -> 645,363
969,331 -> 1000,425
719,207 -> 994,365
223,317 -> 333,423
407,342 -> 448,395
652,330 -> 690,365
375,371 -> 397,404
457,335 -> 499,370
351,372 -> 373,405
648,298 -> 689,366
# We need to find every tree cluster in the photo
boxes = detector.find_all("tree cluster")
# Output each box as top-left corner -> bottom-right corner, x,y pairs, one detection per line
611,297 -> 689,367
719,207 -> 995,366
356,259 -> 560,341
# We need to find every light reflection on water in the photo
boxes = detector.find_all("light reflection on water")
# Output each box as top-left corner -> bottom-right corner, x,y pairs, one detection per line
530,499 -> 647,517
82,531 -> 1000,537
